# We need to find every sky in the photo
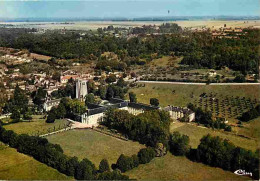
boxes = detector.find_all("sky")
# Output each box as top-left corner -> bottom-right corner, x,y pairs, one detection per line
0,0 -> 259,19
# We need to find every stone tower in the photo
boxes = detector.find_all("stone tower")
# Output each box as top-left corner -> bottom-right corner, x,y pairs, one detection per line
76,79 -> 88,101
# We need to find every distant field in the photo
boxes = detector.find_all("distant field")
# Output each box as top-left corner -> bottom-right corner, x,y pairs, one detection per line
171,122 -> 258,151
47,129 -> 145,166
125,153 -> 248,181
0,145 -> 70,180
4,115 -> 69,135
129,83 -> 259,107
5,20 -> 260,30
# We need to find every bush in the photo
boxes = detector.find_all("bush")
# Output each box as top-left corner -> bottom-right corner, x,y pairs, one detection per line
46,111 -> 56,123
138,147 -> 156,164
224,125 -> 232,132
150,98 -> 159,106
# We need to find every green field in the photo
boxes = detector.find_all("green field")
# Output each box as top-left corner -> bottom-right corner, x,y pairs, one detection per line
47,129 -> 145,166
129,83 -> 259,107
171,122 -> 258,151
0,144 -> 71,180
235,117 -> 260,140
4,115 -> 69,135
125,153 -> 249,180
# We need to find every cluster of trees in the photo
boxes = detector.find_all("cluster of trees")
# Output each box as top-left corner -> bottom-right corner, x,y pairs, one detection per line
115,147 -> 156,172
46,97 -> 86,123
96,59 -> 127,72
3,85 -> 32,122
132,23 -> 182,34
96,78 -> 128,100
193,134 -> 259,180
0,125 -> 129,180
0,28 -> 258,75
103,109 -> 171,147
187,103 -> 231,132
51,79 -> 76,99
240,105 -> 260,122
169,131 -> 190,156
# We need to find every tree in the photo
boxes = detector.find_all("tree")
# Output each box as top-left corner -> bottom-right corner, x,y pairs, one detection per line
99,86 -> 107,100
138,147 -> 156,164
150,98 -> 159,106
46,111 -> 56,123
234,74 -> 246,83
106,74 -> 117,83
116,154 -> 133,172
10,107 -> 20,123
99,159 -> 110,173
106,87 -> 114,99
56,103 -> 66,119
66,157 -> 79,176
85,93 -> 95,105
129,92 -> 137,103
169,132 -> 190,156
52,71 -> 61,81
75,158 -> 96,180
116,77 -> 126,87
32,87 -> 47,106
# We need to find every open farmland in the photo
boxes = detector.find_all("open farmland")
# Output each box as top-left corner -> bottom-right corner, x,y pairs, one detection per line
0,145 -> 71,180
47,129 -> 145,166
170,122 -> 258,151
3,115 -> 69,135
129,83 -> 259,107
3,20 -> 260,30
125,153 -> 249,180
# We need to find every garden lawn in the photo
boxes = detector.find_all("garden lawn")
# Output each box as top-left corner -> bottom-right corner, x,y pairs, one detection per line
47,129 -> 145,166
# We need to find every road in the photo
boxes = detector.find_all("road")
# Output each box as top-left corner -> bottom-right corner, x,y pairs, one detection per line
137,80 -> 260,85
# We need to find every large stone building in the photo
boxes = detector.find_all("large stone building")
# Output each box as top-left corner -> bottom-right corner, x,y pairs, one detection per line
76,79 -> 88,101
76,98 -> 195,127
76,98 -> 159,126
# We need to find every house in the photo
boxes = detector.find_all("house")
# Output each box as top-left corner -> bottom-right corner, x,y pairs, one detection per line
43,98 -> 61,112
208,70 -> 217,77
163,106 -> 195,122
60,75 -> 79,84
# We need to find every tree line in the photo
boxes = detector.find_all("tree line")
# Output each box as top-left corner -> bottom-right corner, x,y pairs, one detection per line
0,125 -> 129,180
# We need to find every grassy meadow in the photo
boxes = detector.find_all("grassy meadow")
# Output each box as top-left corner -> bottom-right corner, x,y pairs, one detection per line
47,129 -> 145,166
170,122 -> 258,151
3,115 -> 69,135
125,153 -> 249,181
0,144 -> 71,180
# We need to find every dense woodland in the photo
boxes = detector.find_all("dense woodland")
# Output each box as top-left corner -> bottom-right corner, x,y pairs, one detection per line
0,27 -> 259,75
